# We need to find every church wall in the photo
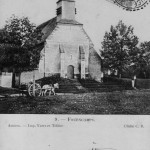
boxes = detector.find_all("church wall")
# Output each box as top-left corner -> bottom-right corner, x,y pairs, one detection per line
89,47 -> 102,81
62,44 -> 79,75
20,23 -> 101,83
62,1 -> 75,20
39,43 -> 60,74
47,24 -> 89,44
41,24 -> 90,76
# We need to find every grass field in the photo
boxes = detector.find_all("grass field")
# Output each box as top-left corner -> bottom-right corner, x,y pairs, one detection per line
0,89 -> 150,114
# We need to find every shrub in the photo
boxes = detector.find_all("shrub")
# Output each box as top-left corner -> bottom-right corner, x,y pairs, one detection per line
135,79 -> 150,89
103,77 -> 132,89
36,74 -> 61,86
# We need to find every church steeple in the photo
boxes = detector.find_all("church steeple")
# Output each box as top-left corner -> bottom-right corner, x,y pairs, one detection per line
56,0 -> 76,22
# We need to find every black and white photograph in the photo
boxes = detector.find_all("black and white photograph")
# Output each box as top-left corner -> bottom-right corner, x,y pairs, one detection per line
1,0 -> 150,115
0,1 -> 150,150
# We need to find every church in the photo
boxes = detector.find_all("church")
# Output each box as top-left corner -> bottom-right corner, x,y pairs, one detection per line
20,0 -> 102,84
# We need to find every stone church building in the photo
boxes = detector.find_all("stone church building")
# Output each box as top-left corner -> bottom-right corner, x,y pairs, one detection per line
20,0 -> 101,84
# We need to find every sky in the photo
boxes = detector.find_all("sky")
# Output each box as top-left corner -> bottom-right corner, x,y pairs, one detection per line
0,0 -> 150,52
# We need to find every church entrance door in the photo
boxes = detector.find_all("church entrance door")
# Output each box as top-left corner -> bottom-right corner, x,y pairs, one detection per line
67,65 -> 74,79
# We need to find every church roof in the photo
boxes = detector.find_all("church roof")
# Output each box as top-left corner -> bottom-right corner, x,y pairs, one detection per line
37,17 -> 57,42
57,0 -> 75,3
37,17 -> 82,42
58,19 -> 82,25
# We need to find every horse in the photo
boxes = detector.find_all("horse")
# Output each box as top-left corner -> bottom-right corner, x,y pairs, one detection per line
41,83 -> 59,96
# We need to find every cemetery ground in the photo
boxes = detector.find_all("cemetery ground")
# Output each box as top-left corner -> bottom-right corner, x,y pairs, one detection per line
0,87 -> 150,114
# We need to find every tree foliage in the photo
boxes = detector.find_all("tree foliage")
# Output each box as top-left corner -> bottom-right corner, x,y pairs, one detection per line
136,42 -> 150,78
101,20 -> 139,77
0,15 -> 43,72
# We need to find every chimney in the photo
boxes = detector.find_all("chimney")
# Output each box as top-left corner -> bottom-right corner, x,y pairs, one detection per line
56,0 -> 76,22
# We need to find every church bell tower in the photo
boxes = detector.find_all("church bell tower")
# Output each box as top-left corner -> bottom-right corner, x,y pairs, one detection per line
56,0 -> 76,22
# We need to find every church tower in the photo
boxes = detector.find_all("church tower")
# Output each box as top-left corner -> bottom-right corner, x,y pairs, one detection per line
56,0 -> 76,22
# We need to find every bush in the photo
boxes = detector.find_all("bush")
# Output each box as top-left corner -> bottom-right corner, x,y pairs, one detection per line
103,77 -> 132,89
135,79 -> 150,89
36,74 -> 61,86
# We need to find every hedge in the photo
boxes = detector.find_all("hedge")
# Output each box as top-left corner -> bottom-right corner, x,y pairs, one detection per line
103,77 -> 132,89
104,77 -> 150,89
135,79 -> 150,89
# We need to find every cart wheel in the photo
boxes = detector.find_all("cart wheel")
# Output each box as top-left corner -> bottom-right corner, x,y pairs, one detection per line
28,83 -> 41,97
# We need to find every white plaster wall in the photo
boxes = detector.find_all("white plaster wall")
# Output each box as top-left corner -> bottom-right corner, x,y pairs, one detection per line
47,24 -> 90,44
39,24 -> 90,75
39,43 -> 60,73
62,44 -> 79,75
